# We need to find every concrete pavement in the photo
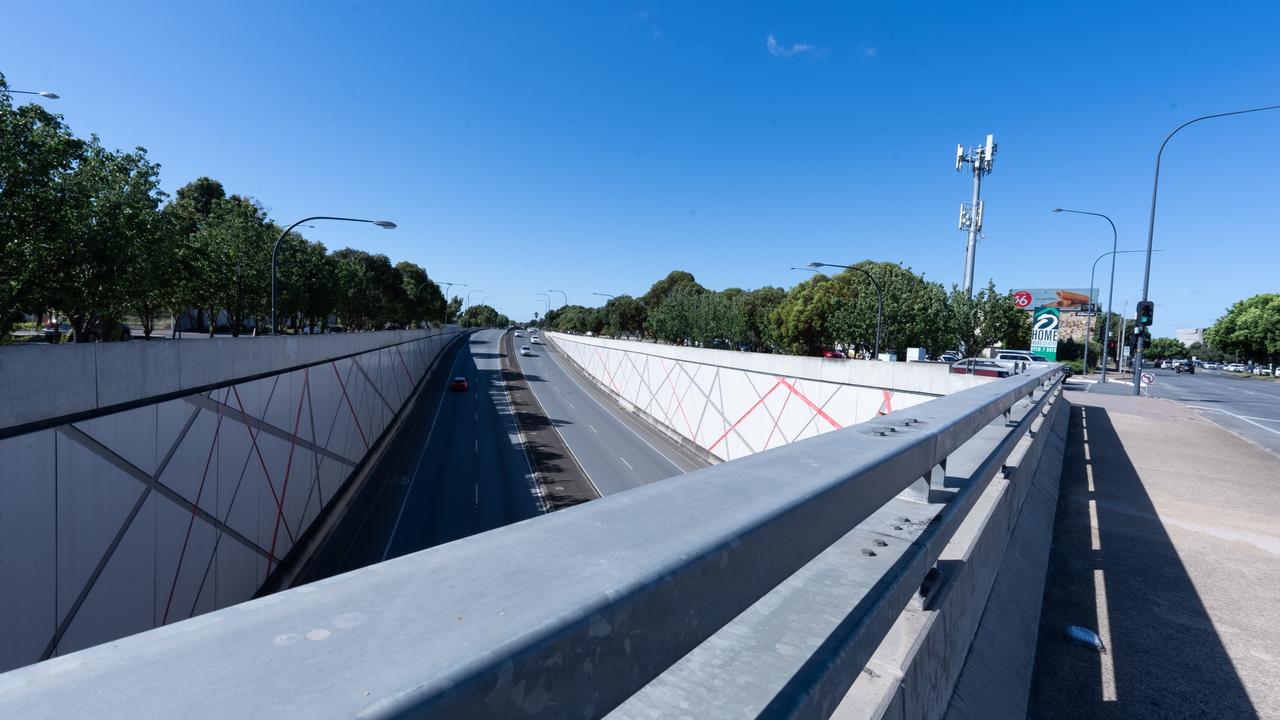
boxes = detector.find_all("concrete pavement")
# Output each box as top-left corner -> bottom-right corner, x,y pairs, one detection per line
1029,390 -> 1280,718
295,329 -> 541,581
514,334 -> 706,495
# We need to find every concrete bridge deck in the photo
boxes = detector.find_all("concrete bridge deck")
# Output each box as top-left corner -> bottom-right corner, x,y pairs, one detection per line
1030,390 -> 1280,718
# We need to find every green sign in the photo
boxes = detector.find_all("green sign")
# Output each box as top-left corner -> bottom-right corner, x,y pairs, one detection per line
1031,307 -> 1060,361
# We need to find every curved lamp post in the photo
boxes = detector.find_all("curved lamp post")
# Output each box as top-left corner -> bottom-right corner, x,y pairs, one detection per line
271,216 -> 395,334
1132,103 -> 1280,395
1052,208 -> 1117,379
548,289 -> 568,308
537,293 -> 551,316
467,289 -> 484,307
592,292 -> 616,301
807,262 -> 883,360
436,282 -> 464,324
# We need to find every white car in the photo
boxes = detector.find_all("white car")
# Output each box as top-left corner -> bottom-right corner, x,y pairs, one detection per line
514,331 -> 523,337
520,345 -> 532,356
531,336 -> 541,344
1224,363 -> 1247,373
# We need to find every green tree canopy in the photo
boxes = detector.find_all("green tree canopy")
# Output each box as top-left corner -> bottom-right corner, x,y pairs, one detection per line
1205,294 -> 1280,363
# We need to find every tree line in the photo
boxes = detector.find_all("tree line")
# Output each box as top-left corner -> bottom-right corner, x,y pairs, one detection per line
1,75 -> 460,342
537,266 -> 1030,359
1139,293 -> 1279,365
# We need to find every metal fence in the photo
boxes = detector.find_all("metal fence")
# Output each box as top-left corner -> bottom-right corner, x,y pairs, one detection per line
0,362 -> 1065,719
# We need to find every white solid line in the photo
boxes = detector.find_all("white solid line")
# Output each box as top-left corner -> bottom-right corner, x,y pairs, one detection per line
1186,405 -> 1280,435
383,342 -> 467,561
619,456 -> 634,471
1094,569 -> 1117,701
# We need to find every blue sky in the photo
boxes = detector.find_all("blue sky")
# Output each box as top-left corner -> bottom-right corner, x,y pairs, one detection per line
6,1 -> 1278,334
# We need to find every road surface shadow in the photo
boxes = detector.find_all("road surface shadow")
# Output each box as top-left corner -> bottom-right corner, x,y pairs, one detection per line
1028,404 -> 1257,719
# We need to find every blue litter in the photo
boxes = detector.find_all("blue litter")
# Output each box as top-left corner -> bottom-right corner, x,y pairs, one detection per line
1064,625 -> 1106,652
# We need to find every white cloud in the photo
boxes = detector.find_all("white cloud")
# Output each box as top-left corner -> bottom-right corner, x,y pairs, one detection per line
766,34 -> 824,58
863,46 -> 878,59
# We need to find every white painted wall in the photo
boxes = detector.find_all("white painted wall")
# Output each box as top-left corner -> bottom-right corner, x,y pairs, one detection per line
548,333 -> 990,462
0,329 -> 463,672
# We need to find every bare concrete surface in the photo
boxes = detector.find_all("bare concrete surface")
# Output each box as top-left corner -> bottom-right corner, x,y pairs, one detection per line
1029,390 -> 1280,719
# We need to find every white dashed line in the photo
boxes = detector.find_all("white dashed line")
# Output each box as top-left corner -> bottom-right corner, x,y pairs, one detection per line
588,424 -> 598,434
619,456 -> 634,471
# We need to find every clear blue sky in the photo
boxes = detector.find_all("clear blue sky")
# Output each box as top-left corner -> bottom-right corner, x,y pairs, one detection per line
7,1 -> 1278,334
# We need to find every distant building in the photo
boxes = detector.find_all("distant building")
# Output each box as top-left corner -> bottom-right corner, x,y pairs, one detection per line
1176,328 -> 1204,346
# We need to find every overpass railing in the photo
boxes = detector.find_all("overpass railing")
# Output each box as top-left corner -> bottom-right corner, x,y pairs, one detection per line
0,364 -> 1067,719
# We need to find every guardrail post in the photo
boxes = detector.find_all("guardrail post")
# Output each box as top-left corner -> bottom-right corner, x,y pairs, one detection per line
902,459 -> 947,504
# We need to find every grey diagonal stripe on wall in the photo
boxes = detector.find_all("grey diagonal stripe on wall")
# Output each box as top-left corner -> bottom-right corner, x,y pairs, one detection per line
185,394 -> 358,468
58,424 -> 276,562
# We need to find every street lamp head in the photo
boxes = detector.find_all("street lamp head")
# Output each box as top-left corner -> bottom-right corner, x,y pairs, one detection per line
1051,208 -> 1063,213
805,261 -> 824,269
38,91 -> 60,99
373,220 -> 397,229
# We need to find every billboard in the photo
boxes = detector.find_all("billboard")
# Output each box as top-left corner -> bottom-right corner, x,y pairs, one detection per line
1031,307 -> 1061,361
1010,288 -> 1097,312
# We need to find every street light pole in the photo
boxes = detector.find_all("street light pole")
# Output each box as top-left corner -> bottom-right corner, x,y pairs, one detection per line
807,262 -> 883,360
1132,103 -> 1280,395
437,282 -> 465,325
1052,208 -> 1117,380
548,289 -> 568,308
271,216 -> 396,334
467,290 -> 484,307
1,89 -> 60,99
592,292 -> 616,300
537,293 -> 551,316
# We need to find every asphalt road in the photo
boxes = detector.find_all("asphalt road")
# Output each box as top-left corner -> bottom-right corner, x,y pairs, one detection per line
513,335 -> 704,495
298,329 -> 541,580
1124,368 -> 1280,457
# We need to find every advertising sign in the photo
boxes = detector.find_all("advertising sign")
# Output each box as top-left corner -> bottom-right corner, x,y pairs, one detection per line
1031,307 -> 1061,361
1011,288 -> 1096,312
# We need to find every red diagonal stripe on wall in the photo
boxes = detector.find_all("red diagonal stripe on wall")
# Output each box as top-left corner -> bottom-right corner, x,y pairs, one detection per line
776,376 -> 843,430
707,378 -> 784,453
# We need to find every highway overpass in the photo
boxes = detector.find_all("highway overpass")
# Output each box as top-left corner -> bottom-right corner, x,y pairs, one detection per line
0,330 -> 1069,718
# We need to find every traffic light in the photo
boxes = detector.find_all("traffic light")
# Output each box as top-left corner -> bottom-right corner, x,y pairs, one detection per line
1136,300 -> 1154,327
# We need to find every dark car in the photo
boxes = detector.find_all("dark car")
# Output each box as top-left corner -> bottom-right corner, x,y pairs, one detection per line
1175,360 -> 1195,374
450,376 -> 469,392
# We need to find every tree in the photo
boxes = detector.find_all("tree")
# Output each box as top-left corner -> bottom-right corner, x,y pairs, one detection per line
947,281 -> 1029,355
190,196 -> 272,336
0,75 -> 84,338
736,287 -> 785,351
1144,337 -> 1189,361
602,295 -> 645,337
43,137 -> 166,341
770,274 -> 838,355
1205,294 -> 1280,364
460,304 -> 507,328
642,270 -> 703,337
163,177 -> 227,334
395,261 -> 444,327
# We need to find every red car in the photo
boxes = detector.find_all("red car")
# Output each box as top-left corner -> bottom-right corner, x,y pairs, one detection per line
450,376 -> 469,392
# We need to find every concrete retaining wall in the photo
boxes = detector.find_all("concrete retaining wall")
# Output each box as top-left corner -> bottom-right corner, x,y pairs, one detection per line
547,332 -> 990,462
0,329 -> 463,672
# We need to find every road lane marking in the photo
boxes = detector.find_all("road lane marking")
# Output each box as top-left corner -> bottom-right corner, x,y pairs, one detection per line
1186,405 -> 1280,435
1095,569 -> 1117,701
619,456 -> 634,471
567,402 -> 576,410
383,341 -> 468,561
588,424 -> 598,434
1088,499 -> 1101,550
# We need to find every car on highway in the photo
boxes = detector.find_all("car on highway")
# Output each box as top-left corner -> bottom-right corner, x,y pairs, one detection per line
531,336 -> 541,344
1175,360 -> 1195,374
520,345 -> 532,356
450,376 -> 469,392
514,330 -> 523,337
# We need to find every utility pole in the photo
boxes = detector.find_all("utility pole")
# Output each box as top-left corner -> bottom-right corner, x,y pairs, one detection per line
956,134 -> 997,296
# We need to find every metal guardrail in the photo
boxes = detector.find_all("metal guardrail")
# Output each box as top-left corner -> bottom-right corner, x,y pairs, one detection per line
0,364 -> 1065,719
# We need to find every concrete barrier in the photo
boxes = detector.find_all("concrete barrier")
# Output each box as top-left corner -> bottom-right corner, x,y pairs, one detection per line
547,332 -> 990,461
0,328 -> 464,672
